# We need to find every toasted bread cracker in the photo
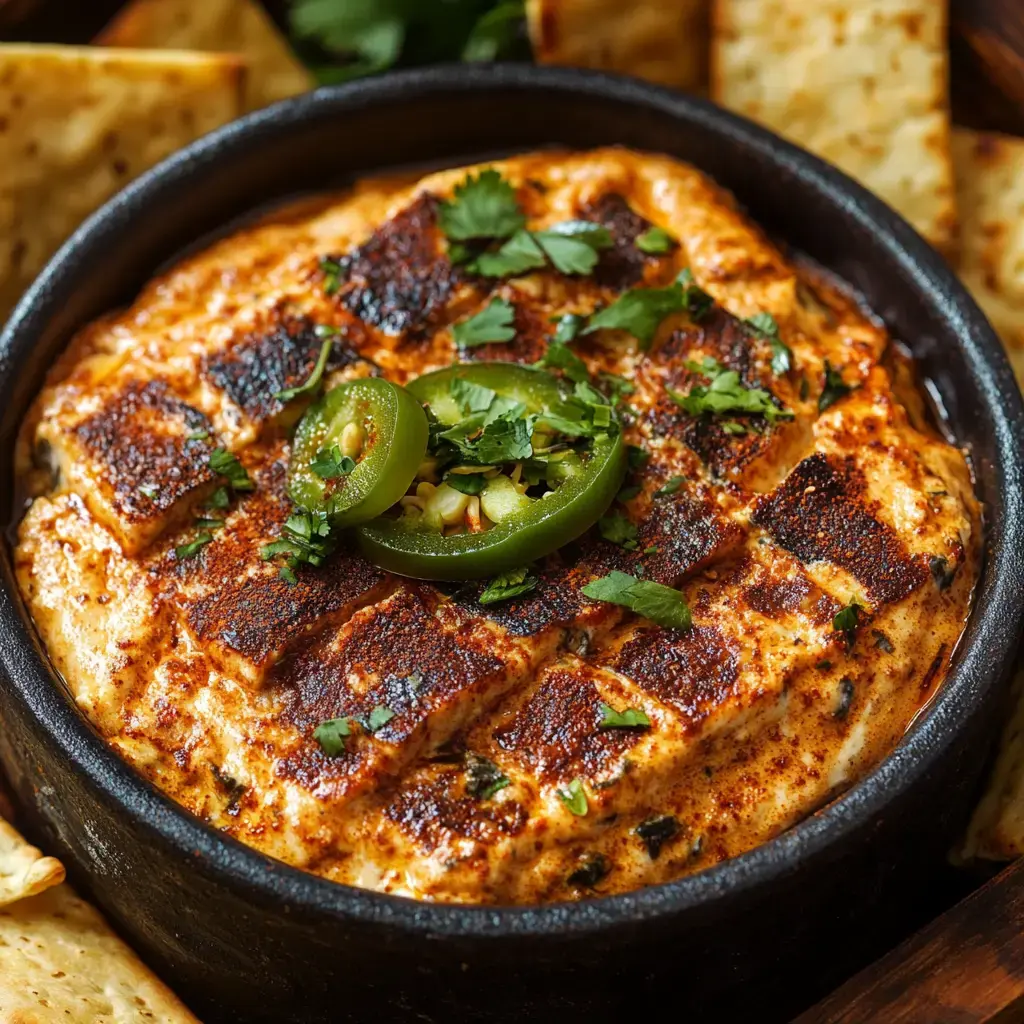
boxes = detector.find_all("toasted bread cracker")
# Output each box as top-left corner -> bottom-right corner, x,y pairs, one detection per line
0,44 -> 245,319
712,0 -> 957,253
951,127 -> 1024,387
962,664 -> 1024,861
96,0 -> 313,112
527,0 -> 709,92
0,882 -> 200,1022
0,816 -> 64,906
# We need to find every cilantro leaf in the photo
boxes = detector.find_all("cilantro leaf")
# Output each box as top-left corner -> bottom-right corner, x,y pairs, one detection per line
598,513 -> 639,550
668,358 -> 793,424
445,472 -> 487,495
582,571 -> 692,630
743,311 -> 793,376
175,531 -> 213,561
438,169 -> 525,242
319,256 -> 344,295
309,444 -> 356,479
479,566 -> 537,605
274,338 -> 333,403
187,428 -> 210,441
450,377 -> 498,414
365,705 -> 396,732
676,267 -> 715,321
635,226 -> 676,254
205,486 -> 230,510
208,448 -> 254,492
819,361 -> 854,412
464,752 -> 511,799
533,340 -> 588,383
461,0 -> 526,61
193,517 -> 225,530
598,702 -> 651,729
655,475 -> 685,497
469,229 -> 547,276
557,778 -> 589,816
598,371 -> 635,404
313,717 -> 353,757
627,445 -> 650,470
833,601 -> 863,643
552,312 -> 586,345
453,298 -> 516,347
584,281 -> 686,348
261,508 -> 336,574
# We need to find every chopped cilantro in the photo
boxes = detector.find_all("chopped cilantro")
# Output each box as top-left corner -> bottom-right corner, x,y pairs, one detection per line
469,229 -> 547,276
452,298 -> 516,347
279,566 -> 298,586
365,705 -> 396,733
470,221 -> 611,277
655,475 -> 685,497
557,778 -> 589,816
479,566 -> 537,605
208,448 -> 254,492
205,486 -> 230,510
582,570 -> 692,630
533,340 -> 588,383
567,852 -> 610,888
598,702 -> 650,729
584,280 -> 688,348
313,717 -> 353,757
319,256 -> 344,295
445,472 -> 488,495
450,377 -> 498,414
627,444 -> 650,470
598,513 -> 639,551
461,1 -> 527,61
261,509 -> 336,574
635,815 -> 679,859
833,601 -> 862,644
552,312 -> 586,345
819,361 -> 854,412
743,311 -> 793,375
274,338 -> 333,403
668,357 -> 793,424
438,169 -> 525,242
676,268 -> 715,321
187,428 -> 210,441
465,753 -> 511,799
175,531 -> 213,561
598,371 -> 635,404
193,517 -> 224,530
635,226 -> 676,254
721,420 -> 747,435
309,445 -> 356,480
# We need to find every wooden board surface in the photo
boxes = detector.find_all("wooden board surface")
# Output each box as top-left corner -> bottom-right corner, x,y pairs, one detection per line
795,858 -> 1024,1023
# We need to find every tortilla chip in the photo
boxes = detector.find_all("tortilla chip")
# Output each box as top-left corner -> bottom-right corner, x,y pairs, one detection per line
527,0 -> 709,93
951,127 -> 1024,388
0,816 -> 64,906
0,44 -> 245,320
961,664 -> 1024,861
711,0 -> 957,254
0,882 -> 200,1022
97,0 -> 313,112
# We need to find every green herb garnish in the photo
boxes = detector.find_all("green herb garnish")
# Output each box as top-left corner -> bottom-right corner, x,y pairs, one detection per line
319,256 -> 344,295
365,705 -> 396,732
582,570 -> 692,630
175,531 -> 213,561
567,852 -> 610,888
205,486 -> 230,510
261,509 -> 336,575
635,226 -> 676,254
309,444 -> 356,479
668,357 -> 793,424
833,601 -> 862,644
655,475 -> 685,497
445,472 -> 488,495
598,702 -> 650,729
557,778 -> 589,816
452,298 -> 516,347
274,338 -> 333,403
208,448 -> 254,492
533,340 -> 588,383
598,513 -> 639,551
439,168 -> 525,242
186,428 -> 210,441
193,517 -> 225,530
552,312 -> 586,345
479,566 -> 537,605
313,717 -> 353,757
465,752 -> 511,799
819,361 -> 854,411
743,311 -> 793,375
138,483 -> 159,500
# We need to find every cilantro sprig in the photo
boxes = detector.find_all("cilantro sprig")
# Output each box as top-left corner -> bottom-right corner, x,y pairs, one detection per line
208,448 -> 254,493
274,335 -> 334,404
439,168 -> 524,242
479,566 -> 537,605
452,298 -> 516,348
668,357 -> 793,425
743,311 -> 793,376
598,702 -> 651,729
309,445 -> 356,480
582,570 -> 692,630
819,361 -> 855,412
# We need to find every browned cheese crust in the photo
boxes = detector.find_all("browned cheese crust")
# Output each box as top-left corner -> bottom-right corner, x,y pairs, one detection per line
13,149 -> 979,903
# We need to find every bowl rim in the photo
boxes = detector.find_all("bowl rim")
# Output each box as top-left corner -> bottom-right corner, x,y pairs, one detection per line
2,63 -> 1022,939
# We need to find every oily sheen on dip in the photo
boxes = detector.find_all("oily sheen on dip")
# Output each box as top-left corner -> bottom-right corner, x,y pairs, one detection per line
14,149 -> 979,904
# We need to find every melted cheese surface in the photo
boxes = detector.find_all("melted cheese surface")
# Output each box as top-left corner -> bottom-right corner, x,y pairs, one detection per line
14,149 -> 979,903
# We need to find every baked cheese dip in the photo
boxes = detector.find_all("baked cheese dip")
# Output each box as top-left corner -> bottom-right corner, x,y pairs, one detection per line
13,149 -> 979,903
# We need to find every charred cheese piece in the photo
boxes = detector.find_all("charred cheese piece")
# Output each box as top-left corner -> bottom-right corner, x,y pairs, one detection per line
15,149 -> 979,904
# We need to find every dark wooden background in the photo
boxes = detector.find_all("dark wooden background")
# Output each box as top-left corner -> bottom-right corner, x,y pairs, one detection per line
1,1 -> 1021,1019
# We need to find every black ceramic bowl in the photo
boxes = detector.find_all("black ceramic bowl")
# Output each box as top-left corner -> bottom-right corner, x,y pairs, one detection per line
1,66 -> 1022,1024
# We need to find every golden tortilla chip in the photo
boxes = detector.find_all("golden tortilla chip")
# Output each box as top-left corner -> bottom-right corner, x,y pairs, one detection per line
951,127 -> 1024,388
711,0 -> 957,254
0,882 -> 200,1022
0,816 -> 64,906
961,664 -> 1024,861
96,0 -> 313,112
527,0 -> 709,93
0,44 -> 246,320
